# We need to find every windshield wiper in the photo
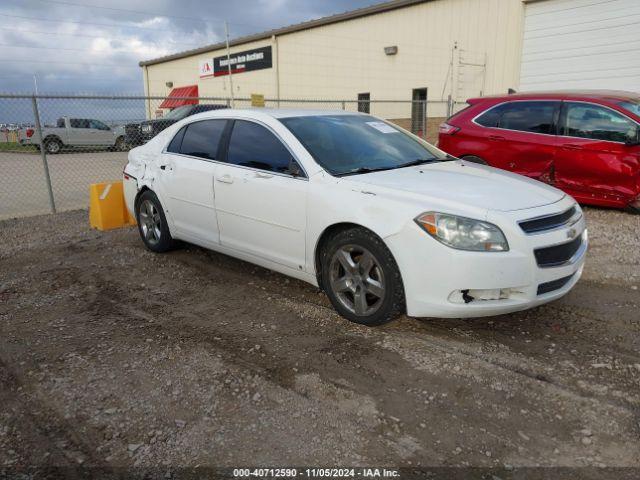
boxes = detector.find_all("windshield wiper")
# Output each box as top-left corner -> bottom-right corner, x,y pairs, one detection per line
336,166 -> 397,177
336,156 -> 448,177
397,158 -> 438,168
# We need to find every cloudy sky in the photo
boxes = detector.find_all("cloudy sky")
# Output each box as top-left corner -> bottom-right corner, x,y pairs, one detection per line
0,0 -> 381,94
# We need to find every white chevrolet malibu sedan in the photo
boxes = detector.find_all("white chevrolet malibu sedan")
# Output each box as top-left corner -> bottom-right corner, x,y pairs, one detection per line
123,109 -> 587,326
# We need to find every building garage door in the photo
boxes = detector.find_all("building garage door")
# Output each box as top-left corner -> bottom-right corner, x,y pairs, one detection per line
520,0 -> 640,92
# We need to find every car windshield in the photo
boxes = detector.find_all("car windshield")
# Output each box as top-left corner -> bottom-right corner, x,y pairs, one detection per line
619,100 -> 640,117
163,105 -> 192,120
280,114 -> 450,176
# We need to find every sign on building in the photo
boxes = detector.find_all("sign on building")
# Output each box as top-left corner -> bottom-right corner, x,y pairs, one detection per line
199,59 -> 214,78
213,46 -> 272,76
251,93 -> 265,107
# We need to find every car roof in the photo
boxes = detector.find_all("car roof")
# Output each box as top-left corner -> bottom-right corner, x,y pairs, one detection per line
468,90 -> 640,104
189,108 -> 363,120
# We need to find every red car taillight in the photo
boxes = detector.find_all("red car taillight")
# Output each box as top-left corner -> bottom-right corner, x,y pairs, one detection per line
26,128 -> 34,138
439,123 -> 460,135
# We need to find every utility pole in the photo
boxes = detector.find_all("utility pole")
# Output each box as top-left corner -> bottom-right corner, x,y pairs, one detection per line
450,41 -> 457,114
224,21 -> 235,107
33,74 -> 40,129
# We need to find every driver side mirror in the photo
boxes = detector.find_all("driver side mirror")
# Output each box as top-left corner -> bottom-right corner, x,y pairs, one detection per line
625,130 -> 640,146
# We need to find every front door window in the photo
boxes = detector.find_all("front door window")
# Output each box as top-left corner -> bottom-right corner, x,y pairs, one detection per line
561,103 -> 638,143
226,120 -> 293,174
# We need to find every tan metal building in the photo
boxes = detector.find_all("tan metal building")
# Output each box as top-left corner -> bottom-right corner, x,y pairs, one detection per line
140,0 -> 527,123
141,0 -> 640,124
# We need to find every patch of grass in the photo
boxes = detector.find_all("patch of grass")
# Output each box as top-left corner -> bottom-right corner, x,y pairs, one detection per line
0,142 -> 38,153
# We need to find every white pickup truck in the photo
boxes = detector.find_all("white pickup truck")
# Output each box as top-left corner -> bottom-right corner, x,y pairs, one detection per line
23,117 -> 126,154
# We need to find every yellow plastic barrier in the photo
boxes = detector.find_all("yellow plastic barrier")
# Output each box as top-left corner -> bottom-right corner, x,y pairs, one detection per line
89,181 -> 136,231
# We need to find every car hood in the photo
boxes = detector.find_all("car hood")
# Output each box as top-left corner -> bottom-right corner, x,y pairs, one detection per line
344,160 -> 565,212
141,119 -> 176,127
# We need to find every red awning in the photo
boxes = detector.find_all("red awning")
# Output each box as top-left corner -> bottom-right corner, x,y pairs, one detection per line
159,85 -> 199,109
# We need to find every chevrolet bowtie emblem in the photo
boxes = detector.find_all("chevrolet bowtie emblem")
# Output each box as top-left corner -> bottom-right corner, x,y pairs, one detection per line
567,228 -> 577,239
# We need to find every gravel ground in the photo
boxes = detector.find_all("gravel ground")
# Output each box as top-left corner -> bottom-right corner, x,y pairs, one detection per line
0,207 -> 638,479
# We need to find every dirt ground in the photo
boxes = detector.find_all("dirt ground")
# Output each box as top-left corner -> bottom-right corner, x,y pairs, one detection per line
0,207 -> 639,479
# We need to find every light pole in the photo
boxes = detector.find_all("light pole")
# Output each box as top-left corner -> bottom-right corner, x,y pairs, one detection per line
224,21 -> 235,107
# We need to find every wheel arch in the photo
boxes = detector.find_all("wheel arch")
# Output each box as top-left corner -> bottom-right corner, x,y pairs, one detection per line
134,185 -> 151,211
460,154 -> 488,165
313,221 -> 400,291
43,134 -> 62,145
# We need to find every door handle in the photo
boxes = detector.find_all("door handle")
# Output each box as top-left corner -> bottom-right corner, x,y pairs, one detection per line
562,144 -> 583,151
488,135 -> 505,141
216,174 -> 234,184
159,164 -> 172,171
254,171 -> 273,179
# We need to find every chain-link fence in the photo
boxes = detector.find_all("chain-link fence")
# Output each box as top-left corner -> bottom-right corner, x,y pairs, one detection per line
0,94 -> 448,220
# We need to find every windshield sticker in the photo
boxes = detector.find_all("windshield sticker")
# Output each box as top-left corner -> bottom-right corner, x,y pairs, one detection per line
366,121 -> 398,134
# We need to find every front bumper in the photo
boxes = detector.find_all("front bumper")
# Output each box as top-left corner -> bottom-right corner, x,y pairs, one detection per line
125,126 -> 155,146
385,197 -> 587,318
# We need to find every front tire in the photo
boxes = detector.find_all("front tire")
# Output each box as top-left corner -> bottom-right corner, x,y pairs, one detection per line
626,205 -> 640,215
320,227 -> 405,326
115,136 -> 127,151
135,190 -> 174,253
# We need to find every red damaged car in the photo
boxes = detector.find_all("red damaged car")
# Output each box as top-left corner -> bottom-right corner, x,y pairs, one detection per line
438,91 -> 640,212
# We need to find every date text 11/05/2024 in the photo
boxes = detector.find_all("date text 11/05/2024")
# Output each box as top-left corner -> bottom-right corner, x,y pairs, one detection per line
232,468 -> 400,478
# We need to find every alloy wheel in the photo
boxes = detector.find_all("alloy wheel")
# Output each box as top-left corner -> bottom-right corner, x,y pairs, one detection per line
139,199 -> 162,245
329,244 -> 386,316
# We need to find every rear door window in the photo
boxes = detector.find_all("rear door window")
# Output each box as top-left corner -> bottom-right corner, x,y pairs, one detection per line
178,120 -> 227,160
475,104 -> 505,128
70,119 -> 90,128
166,126 -> 186,153
561,102 -> 638,143
226,120 -> 293,174
476,101 -> 558,134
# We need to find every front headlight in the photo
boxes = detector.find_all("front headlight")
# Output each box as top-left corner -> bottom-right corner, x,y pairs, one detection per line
414,212 -> 509,252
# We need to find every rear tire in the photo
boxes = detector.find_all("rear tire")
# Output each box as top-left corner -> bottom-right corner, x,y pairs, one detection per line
320,227 -> 405,326
44,138 -> 62,154
461,155 -> 488,165
135,190 -> 174,253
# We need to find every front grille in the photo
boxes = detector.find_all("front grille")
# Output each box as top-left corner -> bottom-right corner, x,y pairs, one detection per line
125,124 -> 140,135
537,273 -> 575,295
534,234 -> 583,268
519,206 -> 577,234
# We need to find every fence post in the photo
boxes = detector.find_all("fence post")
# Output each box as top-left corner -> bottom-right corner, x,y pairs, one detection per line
31,95 -> 56,214
341,101 -> 345,110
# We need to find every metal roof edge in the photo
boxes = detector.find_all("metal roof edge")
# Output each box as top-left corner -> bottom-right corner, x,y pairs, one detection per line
139,0 -> 432,67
